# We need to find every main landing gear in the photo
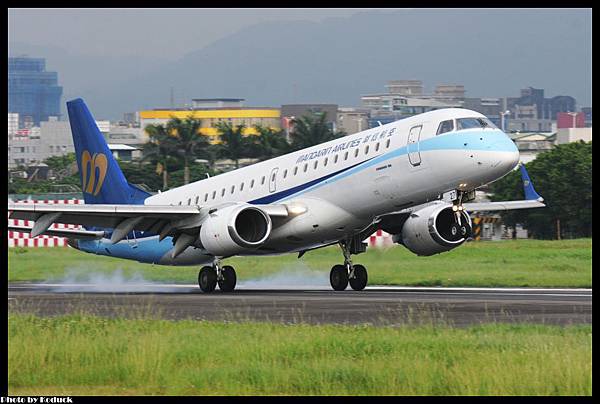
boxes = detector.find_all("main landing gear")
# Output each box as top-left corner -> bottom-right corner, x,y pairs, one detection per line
330,241 -> 368,291
198,260 -> 237,293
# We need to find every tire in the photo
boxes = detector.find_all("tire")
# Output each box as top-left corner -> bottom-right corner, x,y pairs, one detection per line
198,266 -> 217,293
330,264 -> 349,291
218,265 -> 237,292
460,223 -> 472,238
450,223 -> 460,238
349,264 -> 368,291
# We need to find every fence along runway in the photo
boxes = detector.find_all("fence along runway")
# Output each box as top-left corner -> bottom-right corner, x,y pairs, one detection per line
8,283 -> 591,327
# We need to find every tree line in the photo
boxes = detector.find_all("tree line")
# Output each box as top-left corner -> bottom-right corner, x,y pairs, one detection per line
9,112 -> 345,194
489,141 -> 591,240
141,112 -> 345,190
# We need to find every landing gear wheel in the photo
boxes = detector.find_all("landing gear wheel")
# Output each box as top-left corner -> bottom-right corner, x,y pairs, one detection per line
349,264 -> 368,291
330,264 -> 349,291
450,223 -> 460,238
218,265 -> 237,292
198,266 -> 217,293
460,224 -> 471,238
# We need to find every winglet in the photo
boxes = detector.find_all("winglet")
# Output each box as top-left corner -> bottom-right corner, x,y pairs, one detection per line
519,164 -> 544,202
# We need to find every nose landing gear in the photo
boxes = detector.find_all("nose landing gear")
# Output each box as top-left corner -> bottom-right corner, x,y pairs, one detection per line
329,240 -> 368,291
198,260 -> 237,293
451,190 -> 472,239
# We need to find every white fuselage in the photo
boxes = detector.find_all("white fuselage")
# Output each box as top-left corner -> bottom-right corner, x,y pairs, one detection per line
78,108 -> 519,265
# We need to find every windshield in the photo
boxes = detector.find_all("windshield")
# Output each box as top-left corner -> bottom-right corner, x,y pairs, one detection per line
456,117 -> 498,130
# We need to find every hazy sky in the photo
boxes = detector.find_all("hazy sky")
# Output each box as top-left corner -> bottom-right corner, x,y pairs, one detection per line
8,8 -> 592,119
9,9 -> 363,60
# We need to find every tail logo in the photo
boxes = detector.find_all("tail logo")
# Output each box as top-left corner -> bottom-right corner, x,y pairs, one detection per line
81,150 -> 108,196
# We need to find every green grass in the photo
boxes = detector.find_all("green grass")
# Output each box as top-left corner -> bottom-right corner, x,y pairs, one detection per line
8,314 -> 591,395
8,239 -> 592,287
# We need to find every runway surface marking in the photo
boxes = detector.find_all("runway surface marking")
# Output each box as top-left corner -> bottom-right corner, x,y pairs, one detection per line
8,283 -> 592,294
8,282 -> 591,327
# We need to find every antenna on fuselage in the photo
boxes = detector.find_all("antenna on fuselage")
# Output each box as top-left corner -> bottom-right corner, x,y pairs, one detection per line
377,121 -> 383,126
206,173 -> 210,178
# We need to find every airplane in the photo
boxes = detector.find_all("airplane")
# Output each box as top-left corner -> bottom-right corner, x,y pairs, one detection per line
8,98 -> 545,292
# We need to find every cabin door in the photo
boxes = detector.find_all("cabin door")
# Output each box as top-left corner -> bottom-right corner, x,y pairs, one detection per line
407,125 -> 422,166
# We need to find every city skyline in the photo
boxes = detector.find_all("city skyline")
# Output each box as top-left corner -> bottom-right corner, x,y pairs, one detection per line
9,8 -> 592,120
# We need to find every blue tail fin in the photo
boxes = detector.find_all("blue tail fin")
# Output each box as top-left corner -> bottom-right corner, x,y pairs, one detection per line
67,98 -> 150,205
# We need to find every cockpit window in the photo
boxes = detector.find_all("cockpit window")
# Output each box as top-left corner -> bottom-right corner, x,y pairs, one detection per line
436,120 -> 454,135
456,117 -> 498,130
481,117 -> 498,129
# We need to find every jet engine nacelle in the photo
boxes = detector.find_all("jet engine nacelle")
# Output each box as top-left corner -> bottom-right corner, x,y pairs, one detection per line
394,202 -> 472,256
199,204 -> 272,256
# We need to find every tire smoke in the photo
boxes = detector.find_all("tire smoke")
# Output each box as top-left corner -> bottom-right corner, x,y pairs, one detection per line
237,262 -> 329,290
44,267 -> 193,293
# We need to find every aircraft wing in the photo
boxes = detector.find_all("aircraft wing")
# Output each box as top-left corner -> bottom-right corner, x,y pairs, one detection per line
8,225 -> 105,240
463,199 -> 545,212
8,202 -> 289,243
464,164 -> 545,212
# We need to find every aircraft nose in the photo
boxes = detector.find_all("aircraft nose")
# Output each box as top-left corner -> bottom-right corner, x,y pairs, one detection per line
489,135 -> 520,174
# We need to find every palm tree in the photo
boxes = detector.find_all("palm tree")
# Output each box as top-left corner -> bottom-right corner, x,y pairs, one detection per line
289,112 -> 345,151
167,116 -> 211,184
214,121 -> 253,169
142,123 -> 177,190
251,125 -> 289,161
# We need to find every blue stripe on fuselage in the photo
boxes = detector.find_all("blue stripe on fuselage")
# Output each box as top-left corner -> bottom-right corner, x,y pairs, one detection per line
248,158 -> 374,204
249,129 -> 514,204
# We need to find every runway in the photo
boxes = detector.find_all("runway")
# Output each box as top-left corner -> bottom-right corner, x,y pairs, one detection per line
8,283 -> 592,327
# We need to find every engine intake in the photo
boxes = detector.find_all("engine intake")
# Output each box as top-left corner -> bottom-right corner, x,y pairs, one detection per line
395,203 -> 471,256
200,204 -> 272,256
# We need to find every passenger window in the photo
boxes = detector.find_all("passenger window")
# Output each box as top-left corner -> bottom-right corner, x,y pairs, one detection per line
231,185 -> 235,194
204,193 -> 208,202
271,172 -> 276,181
334,155 -> 339,164
386,139 -> 391,148
375,143 -> 380,152
187,198 -> 191,205
212,191 -> 216,199
221,188 -> 225,197
240,182 -> 244,191
261,176 -> 265,185
344,151 -> 348,160
314,161 -> 318,169
251,179 -> 255,188
178,201 -> 182,205
324,157 -> 328,166
437,120 -> 454,135
354,149 -> 359,158
195,196 -> 199,205
364,145 -> 369,154
283,169 -> 288,178
303,163 -> 308,172
294,166 -> 298,175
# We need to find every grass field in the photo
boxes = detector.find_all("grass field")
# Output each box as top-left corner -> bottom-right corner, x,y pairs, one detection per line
8,239 -> 592,287
8,314 -> 591,395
